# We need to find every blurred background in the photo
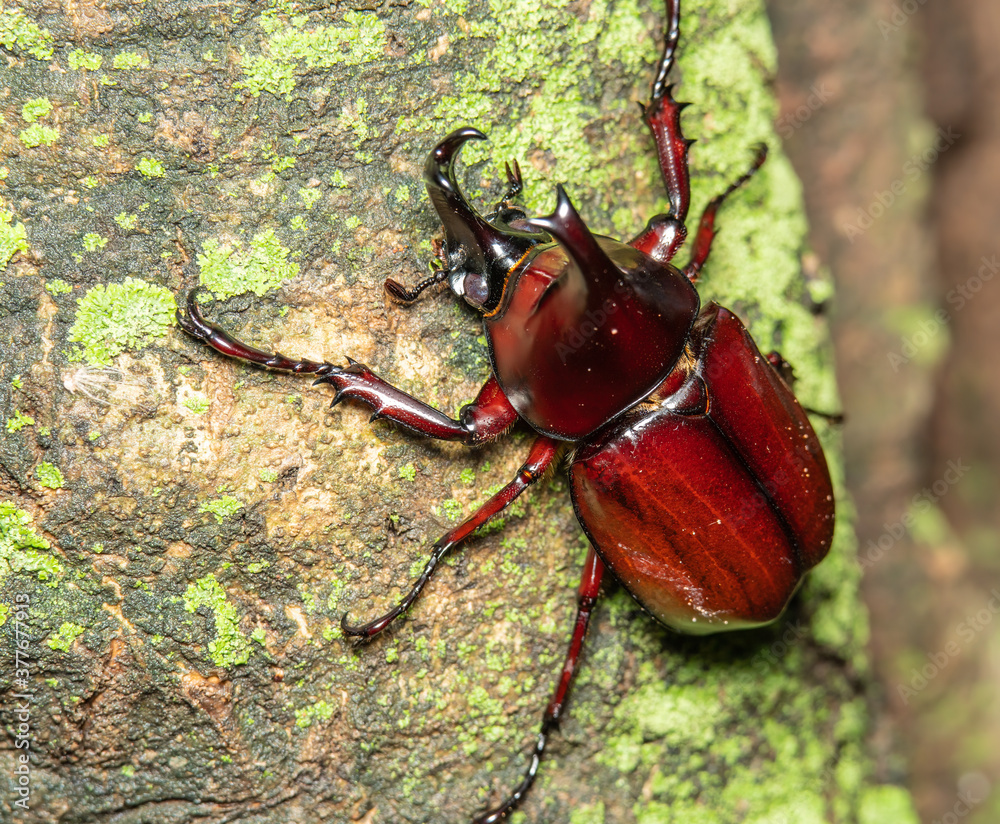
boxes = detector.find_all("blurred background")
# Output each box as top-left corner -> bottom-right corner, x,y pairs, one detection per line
766,0 -> 999,821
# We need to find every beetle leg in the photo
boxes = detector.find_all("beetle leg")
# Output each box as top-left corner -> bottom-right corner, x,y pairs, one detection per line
341,436 -> 561,641
473,546 -> 605,824
681,143 -> 768,283
766,352 -> 845,424
642,0 -> 692,224
629,0 -> 690,264
629,215 -> 687,264
176,289 -> 519,445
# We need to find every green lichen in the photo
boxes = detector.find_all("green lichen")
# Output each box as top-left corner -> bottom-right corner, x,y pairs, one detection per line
10,375 -> 23,389
196,229 -> 298,299
0,207 -> 29,267
199,495 -> 244,523
68,49 -> 103,70
258,469 -> 278,483
114,212 -> 138,231
6,410 -> 34,433
438,499 -> 463,522
112,51 -> 145,70
35,462 -> 64,489
0,501 -> 63,584
183,395 -> 211,414
19,123 -> 59,148
183,573 -> 251,668
0,603 -> 9,627
46,622 -> 86,652
294,700 -> 334,728
21,97 -> 52,123
44,279 -> 72,295
82,232 -> 108,252
269,154 -> 295,173
298,187 -> 321,209
0,8 -> 54,60
136,157 -> 165,178
236,8 -> 386,98
67,277 -> 176,366
398,463 -> 417,482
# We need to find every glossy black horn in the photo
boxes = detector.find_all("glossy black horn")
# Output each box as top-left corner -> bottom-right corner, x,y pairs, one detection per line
424,128 -> 545,313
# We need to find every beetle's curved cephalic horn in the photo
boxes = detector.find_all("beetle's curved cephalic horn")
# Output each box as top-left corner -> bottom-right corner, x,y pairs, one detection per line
425,128 -> 545,312
526,186 -> 622,286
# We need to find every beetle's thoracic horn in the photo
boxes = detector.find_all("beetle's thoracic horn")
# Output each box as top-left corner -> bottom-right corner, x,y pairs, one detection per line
425,128 -> 545,312
526,186 -> 622,286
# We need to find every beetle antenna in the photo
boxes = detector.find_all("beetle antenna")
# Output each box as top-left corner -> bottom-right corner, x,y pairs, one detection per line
501,159 -> 523,203
384,269 -> 449,304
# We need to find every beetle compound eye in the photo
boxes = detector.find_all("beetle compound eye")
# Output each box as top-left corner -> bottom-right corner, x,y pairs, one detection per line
462,272 -> 489,307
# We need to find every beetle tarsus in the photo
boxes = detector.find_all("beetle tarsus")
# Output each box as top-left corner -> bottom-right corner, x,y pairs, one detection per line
475,548 -> 604,823
650,0 -> 681,102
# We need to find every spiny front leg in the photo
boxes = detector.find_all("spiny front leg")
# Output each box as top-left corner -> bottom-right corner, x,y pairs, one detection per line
473,546 -> 605,824
176,290 -> 519,445
341,436 -> 562,641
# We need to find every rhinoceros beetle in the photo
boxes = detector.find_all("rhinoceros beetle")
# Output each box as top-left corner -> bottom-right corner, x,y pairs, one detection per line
177,0 -> 835,819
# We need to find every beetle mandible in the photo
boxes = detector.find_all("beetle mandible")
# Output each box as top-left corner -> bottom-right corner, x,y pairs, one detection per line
177,0 -> 835,819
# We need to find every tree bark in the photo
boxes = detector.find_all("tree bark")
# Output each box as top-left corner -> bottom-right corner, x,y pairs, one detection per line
1,1 -> 913,822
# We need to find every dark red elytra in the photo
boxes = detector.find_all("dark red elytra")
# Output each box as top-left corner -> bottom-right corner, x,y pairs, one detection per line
176,0 -> 835,820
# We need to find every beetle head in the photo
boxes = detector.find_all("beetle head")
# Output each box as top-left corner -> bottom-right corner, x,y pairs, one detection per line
425,128 -> 548,313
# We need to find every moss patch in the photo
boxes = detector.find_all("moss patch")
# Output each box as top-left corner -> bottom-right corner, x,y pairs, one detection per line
236,9 -> 386,98
21,97 -> 53,123
35,462 -> 65,490
199,495 -> 245,523
67,277 -> 176,366
19,123 -> 59,148
6,410 -> 34,433
1,206 -> 29,267
0,501 -> 63,585
196,229 -> 298,299
183,574 -> 251,668
0,8 -> 54,60
46,622 -> 86,652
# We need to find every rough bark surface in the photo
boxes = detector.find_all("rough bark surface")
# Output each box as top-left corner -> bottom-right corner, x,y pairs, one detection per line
1,1 -> 910,822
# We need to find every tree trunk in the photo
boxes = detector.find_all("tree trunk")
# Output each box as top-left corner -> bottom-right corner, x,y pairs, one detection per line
1,1 -> 914,822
